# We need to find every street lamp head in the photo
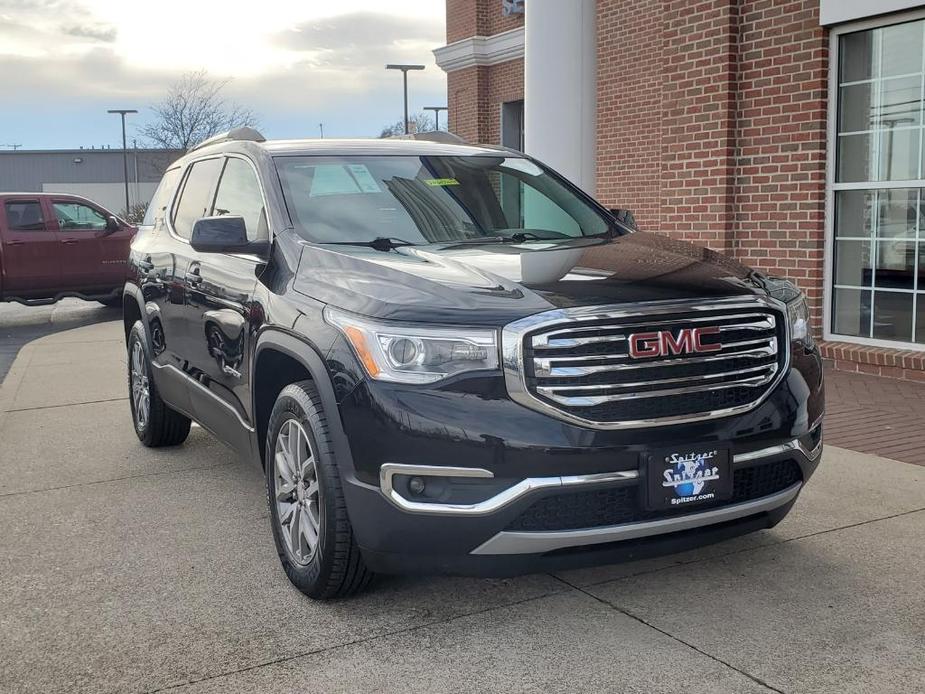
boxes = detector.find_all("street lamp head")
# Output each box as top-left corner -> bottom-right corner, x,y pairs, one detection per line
385,64 -> 426,72
107,109 -> 138,115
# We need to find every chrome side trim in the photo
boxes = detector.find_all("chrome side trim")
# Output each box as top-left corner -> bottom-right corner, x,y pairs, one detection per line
379,463 -> 638,516
734,432 -> 824,464
380,426 -> 820,517
471,482 -> 802,555
502,295 -> 791,430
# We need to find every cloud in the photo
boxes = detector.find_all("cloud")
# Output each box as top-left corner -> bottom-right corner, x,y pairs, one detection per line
278,11 -> 443,69
280,11 -> 442,51
0,4 -> 448,146
61,22 -> 116,42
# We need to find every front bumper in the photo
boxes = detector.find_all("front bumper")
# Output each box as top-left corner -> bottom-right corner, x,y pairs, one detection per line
328,329 -> 824,576
341,424 -> 822,576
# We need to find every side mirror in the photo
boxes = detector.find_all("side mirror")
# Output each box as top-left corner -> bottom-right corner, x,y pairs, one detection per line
104,215 -> 121,234
609,208 -> 638,231
191,216 -> 252,254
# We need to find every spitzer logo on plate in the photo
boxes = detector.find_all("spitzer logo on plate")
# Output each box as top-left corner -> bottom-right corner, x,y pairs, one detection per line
661,450 -> 720,504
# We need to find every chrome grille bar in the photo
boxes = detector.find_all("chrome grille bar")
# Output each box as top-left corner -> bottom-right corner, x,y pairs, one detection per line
535,342 -> 776,377
535,318 -> 775,350
534,313 -> 774,343
537,364 -> 777,404
501,296 -> 789,429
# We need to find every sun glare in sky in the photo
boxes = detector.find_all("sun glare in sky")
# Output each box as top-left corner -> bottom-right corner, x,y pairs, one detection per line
0,0 -> 448,145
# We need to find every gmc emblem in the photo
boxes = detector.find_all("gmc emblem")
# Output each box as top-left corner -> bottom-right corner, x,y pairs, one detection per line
628,327 -> 722,359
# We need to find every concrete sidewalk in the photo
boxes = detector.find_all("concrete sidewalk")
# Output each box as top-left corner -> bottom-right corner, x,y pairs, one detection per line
0,321 -> 923,694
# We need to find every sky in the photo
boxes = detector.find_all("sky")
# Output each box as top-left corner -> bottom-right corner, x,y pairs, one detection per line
0,0 -> 448,149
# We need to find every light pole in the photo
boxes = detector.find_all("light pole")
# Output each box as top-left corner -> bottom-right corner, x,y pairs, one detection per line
107,109 -> 137,216
423,106 -> 448,131
385,64 -> 425,134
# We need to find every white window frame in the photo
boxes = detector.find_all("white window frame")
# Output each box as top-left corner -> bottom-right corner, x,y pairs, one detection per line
825,7 -> 925,351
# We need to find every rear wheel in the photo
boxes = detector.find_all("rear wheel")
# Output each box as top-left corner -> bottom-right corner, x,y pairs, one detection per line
127,321 -> 191,447
266,380 -> 373,599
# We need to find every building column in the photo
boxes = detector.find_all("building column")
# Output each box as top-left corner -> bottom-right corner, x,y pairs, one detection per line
524,0 -> 597,194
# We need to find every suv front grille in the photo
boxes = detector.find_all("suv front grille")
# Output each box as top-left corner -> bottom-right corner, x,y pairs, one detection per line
505,459 -> 802,532
504,298 -> 787,428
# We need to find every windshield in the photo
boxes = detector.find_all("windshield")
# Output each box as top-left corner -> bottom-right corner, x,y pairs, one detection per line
274,155 -> 612,245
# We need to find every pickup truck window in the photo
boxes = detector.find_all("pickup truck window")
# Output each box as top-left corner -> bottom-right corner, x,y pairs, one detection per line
4,201 -> 46,231
172,158 -> 223,240
53,202 -> 107,231
274,155 -> 611,245
212,158 -> 268,242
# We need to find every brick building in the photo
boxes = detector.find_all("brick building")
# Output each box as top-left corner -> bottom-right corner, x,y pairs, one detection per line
435,0 -> 925,380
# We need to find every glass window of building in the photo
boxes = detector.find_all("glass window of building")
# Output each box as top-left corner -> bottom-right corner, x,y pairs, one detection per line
833,19 -> 925,346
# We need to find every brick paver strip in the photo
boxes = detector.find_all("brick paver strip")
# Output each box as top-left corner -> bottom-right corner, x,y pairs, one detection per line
824,367 -> 925,466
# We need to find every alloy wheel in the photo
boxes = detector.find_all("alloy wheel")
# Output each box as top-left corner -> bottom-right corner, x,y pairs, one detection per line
274,419 -> 322,566
130,341 -> 150,430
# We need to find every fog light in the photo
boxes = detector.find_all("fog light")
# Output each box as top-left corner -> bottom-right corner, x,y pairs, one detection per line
408,476 -> 426,496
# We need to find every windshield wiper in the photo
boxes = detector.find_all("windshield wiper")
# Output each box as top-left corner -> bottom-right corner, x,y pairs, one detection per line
323,237 -> 419,252
448,232 -> 556,245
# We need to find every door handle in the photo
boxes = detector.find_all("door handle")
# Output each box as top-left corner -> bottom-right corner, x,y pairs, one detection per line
185,266 -> 203,286
7,240 -> 24,246
61,238 -> 78,245
222,364 -> 242,379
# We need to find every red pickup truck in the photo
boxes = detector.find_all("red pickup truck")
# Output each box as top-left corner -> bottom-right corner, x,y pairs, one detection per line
0,193 -> 135,306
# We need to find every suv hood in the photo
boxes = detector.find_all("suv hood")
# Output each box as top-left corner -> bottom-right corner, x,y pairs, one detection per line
292,232 -> 773,326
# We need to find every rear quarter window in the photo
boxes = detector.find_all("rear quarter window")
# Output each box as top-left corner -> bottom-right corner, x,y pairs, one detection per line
142,167 -> 182,230
171,158 -> 224,239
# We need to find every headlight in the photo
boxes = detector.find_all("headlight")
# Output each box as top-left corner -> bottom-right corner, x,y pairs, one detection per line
325,308 -> 499,384
787,293 -> 814,349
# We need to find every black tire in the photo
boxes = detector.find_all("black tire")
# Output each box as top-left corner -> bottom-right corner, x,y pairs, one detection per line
266,380 -> 373,600
127,320 -> 191,447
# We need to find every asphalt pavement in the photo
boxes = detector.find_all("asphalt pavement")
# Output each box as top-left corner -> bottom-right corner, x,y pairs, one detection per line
0,320 -> 923,693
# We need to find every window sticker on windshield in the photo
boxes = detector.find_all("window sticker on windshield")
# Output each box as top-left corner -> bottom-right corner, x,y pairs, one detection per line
424,178 -> 460,187
310,165 -> 362,197
346,164 -> 381,193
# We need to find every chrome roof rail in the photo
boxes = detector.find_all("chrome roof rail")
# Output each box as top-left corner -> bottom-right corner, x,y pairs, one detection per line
388,131 -> 469,145
191,126 -> 266,152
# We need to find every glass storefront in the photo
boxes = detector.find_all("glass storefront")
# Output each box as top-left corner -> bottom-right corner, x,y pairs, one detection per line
833,19 -> 925,345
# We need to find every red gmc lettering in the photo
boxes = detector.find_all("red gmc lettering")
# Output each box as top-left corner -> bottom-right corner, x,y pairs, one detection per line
629,327 -> 722,359
692,326 -> 722,353
628,332 -> 661,358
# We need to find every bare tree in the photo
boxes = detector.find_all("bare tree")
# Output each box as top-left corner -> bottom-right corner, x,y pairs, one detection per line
140,70 -> 259,150
379,112 -> 435,138
123,201 -> 149,224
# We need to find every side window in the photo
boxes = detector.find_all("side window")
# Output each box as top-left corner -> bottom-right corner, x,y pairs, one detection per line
4,201 -> 46,231
212,158 -> 268,241
142,167 -> 182,230
171,158 -> 223,239
53,202 -> 107,231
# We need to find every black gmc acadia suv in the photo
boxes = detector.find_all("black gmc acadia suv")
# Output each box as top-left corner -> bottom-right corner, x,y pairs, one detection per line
123,127 -> 824,599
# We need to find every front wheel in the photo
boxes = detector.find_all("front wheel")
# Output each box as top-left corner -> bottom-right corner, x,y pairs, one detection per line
127,321 -> 191,447
266,381 -> 373,599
